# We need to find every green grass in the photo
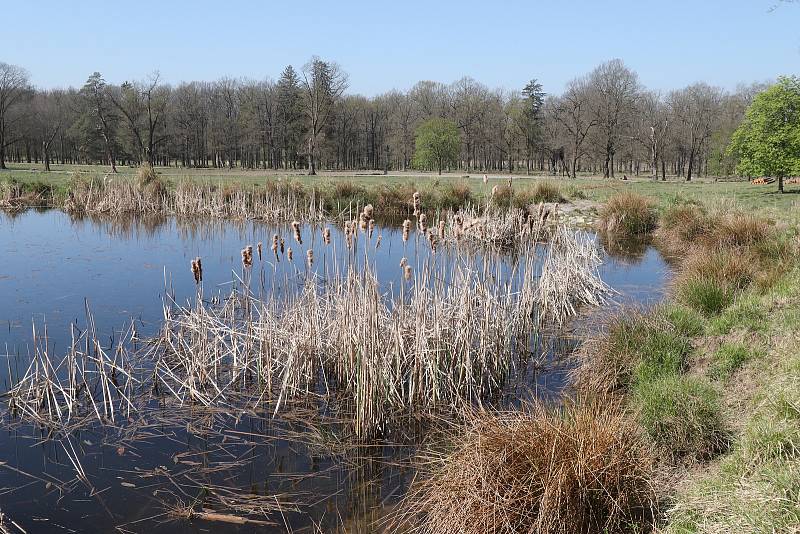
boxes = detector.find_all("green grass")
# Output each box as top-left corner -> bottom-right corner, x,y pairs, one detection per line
662,303 -> 705,338
709,343 -> 762,381
633,374 -> 727,460
707,295 -> 768,335
677,277 -> 731,316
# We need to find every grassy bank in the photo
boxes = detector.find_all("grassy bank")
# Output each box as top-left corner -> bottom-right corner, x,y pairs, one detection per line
397,191 -> 800,532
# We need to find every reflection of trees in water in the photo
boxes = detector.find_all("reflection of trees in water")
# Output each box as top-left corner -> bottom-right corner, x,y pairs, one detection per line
599,234 -> 651,264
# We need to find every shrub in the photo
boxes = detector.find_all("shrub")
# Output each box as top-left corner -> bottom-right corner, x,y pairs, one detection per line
678,250 -> 757,293
394,399 -> 656,534
634,375 -> 727,460
703,212 -> 772,249
136,165 -> 167,199
657,204 -> 708,253
564,184 -> 587,200
597,192 -> 657,238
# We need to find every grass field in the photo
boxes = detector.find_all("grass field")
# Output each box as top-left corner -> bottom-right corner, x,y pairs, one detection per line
1,162 -> 798,223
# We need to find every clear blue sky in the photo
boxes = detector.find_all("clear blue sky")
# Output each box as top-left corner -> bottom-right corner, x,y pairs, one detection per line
1,0 -> 798,95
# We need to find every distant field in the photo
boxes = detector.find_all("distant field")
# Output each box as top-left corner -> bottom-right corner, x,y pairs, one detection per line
2,162 -> 798,222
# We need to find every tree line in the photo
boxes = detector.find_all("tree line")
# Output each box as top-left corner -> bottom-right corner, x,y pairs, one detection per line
0,57 -> 774,180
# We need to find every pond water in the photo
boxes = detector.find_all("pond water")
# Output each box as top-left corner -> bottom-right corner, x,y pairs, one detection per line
0,210 -> 671,533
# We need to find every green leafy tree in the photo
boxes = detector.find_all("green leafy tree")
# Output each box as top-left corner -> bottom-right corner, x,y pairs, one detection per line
727,76 -> 800,193
413,118 -> 460,175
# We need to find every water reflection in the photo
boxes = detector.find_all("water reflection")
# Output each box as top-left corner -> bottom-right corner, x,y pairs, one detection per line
0,210 -> 671,533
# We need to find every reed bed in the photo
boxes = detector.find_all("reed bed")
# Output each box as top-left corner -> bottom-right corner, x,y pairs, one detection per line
63,175 -> 325,222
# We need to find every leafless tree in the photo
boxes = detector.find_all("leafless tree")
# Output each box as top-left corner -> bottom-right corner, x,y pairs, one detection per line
550,77 -> 597,178
0,62 -> 32,169
668,83 -> 723,181
300,57 -> 348,175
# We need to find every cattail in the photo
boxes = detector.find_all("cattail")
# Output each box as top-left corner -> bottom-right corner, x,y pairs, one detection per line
190,258 -> 201,284
402,219 -> 412,242
257,242 -> 262,261
404,265 -> 413,280
291,220 -> 302,244
359,212 -> 368,232
368,218 -> 375,239
280,237 -> 285,254
418,213 -> 427,233
438,220 -> 446,239
306,249 -> 313,267
400,257 -> 407,268
323,227 -> 331,245
195,257 -> 202,282
412,191 -> 421,216
241,248 -> 252,267
375,234 -> 382,249
287,247 -> 294,261
491,185 -> 498,197
483,173 -> 488,184
507,176 -> 513,189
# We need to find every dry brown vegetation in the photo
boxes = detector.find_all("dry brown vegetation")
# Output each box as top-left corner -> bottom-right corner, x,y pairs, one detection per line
596,192 -> 658,238
392,399 -> 656,534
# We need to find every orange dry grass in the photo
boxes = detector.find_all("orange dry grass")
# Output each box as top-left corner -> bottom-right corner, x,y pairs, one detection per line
393,399 -> 656,534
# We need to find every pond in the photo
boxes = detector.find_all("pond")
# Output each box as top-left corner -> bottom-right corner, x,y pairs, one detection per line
0,210 -> 670,533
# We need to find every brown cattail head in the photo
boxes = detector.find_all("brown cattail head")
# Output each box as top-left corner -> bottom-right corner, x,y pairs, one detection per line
306,249 -> 313,267
195,257 -> 202,281
491,185 -> 498,197
363,203 -> 374,219
287,247 -> 294,261
241,248 -> 253,267
400,257 -> 407,268
412,191 -> 421,216
257,242 -> 263,261
404,265 -> 413,280
190,258 -> 201,284
291,221 -> 302,244
418,213 -> 428,233
438,220 -> 446,239
375,234 -> 382,249
359,213 -> 368,232
323,227 -> 331,245
280,238 -> 285,254
368,218 -> 375,238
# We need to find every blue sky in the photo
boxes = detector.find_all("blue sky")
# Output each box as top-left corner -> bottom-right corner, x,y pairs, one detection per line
1,0 -> 798,95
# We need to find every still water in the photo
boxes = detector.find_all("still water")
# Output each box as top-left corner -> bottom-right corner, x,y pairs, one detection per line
0,210 -> 670,533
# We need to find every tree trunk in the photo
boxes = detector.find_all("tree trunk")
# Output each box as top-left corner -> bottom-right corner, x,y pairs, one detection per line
778,175 -> 784,194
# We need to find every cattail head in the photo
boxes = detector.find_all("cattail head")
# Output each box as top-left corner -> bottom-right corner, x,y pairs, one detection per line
399,257 -> 407,268
375,234 -> 382,249
404,265 -> 413,280
418,213 -> 428,233
190,258 -> 202,284
280,237 -> 285,254
412,191 -> 421,216
359,213 -> 368,232
491,185 -> 498,197
241,248 -> 253,267
323,227 -> 331,245
483,174 -> 488,184
306,249 -> 313,267
291,221 -> 302,244
287,247 -> 294,261
368,218 -> 375,238
363,203 -> 374,219
438,220 -> 446,239
257,242 -> 263,261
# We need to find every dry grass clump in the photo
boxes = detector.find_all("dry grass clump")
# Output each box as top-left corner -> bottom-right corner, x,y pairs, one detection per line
656,204 -> 709,256
393,399 -> 656,534
597,192 -> 657,238
511,181 -> 565,209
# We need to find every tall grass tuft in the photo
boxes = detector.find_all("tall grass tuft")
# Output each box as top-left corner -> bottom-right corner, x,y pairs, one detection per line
393,399 -> 656,534
596,192 -> 657,238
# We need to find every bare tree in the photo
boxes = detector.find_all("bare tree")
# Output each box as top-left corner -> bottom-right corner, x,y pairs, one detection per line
0,62 -> 32,169
109,72 -> 170,167
668,83 -> 723,181
588,59 -> 641,178
300,57 -> 348,175
550,77 -> 597,178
